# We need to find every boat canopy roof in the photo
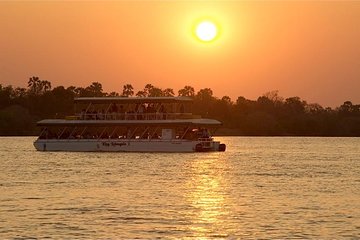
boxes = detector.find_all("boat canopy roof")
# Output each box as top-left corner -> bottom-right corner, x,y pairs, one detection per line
37,118 -> 221,127
74,96 -> 193,104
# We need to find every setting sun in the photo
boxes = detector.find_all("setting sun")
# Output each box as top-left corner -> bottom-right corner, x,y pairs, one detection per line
195,20 -> 218,42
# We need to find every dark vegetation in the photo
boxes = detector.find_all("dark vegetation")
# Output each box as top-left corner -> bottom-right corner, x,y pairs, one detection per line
1,76 -> 359,136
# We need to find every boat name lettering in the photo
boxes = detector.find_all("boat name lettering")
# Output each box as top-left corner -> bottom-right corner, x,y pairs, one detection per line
102,142 -> 127,147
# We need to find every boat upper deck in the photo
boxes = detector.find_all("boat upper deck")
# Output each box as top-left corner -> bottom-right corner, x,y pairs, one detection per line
37,97 -> 222,140
73,96 -> 194,121
37,118 -> 221,127
74,96 -> 193,104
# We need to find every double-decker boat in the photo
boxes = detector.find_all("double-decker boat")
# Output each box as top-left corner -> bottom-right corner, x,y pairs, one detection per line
33,96 -> 226,152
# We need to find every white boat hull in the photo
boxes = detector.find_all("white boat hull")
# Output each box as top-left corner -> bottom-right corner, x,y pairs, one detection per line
34,139 -> 222,152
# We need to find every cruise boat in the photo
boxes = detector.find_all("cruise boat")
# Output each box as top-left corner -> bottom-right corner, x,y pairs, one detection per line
33,96 -> 226,152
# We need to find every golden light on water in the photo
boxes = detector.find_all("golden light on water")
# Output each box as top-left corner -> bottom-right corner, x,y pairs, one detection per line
186,156 -> 231,238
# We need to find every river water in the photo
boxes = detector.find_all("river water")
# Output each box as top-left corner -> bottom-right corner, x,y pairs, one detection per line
0,137 -> 359,239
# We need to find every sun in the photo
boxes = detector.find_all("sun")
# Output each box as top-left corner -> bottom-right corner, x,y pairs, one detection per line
195,20 -> 218,42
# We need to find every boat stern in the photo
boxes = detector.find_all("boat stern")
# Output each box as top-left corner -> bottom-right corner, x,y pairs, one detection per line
194,138 -> 226,152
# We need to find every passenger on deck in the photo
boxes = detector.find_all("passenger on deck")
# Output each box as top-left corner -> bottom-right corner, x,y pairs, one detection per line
111,103 -> 118,113
159,105 -> 167,120
137,104 -> 145,120
202,128 -> 210,138
85,110 -> 90,120
119,105 -> 125,120
97,110 -> 104,120
152,132 -> 159,139
111,110 -> 116,120
126,129 -> 131,138
92,110 -> 97,120
80,109 -> 86,120
126,110 -> 135,120
110,103 -> 118,120
180,104 -> 185,113
147,104 -> 156,119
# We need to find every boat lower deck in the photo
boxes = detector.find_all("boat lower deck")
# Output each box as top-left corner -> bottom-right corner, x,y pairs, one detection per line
34,138 -> 224,152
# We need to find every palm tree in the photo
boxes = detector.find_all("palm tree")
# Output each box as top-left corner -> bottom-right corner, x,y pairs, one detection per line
163,88 -> 175,97
108,91 -> 119,97
148,87 -> 163,97
27,76 -> 41,95
136,90 -> 147,97
40,80 -> 52,92
86,82 -> 104,97
122,84 -> 134,97
196,88 -> 213,101
178,85 -> 195,97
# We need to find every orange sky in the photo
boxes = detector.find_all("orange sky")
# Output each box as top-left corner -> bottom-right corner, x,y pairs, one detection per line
1,1 -> 360,107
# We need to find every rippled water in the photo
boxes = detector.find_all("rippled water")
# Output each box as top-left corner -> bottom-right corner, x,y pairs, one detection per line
1,137 -> 359,239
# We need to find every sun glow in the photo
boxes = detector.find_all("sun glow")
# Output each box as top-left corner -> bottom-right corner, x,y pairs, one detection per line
195,20 -> 218,42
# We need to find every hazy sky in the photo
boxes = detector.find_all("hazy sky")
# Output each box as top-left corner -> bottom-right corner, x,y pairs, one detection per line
1,1 -> 359,107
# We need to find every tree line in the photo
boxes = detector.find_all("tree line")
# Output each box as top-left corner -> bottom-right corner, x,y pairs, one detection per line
0,76 -> 359,136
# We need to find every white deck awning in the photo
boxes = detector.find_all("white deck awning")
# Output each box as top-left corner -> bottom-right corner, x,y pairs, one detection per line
37,118 -> 222,127
74,96 -> 193,104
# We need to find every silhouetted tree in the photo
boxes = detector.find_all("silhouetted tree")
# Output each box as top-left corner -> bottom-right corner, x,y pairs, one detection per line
163,88 -> 175,97
0,84 -> 13,109
193,88 -> 216,117
1,78 -> 360,136
136,90 -> 147,97
27,76 -> 41,95
221,96 -> 232,104
284,97 -> 306,114
85,82 -> 104,97
306,103 -> 324,114
148,87 -> 163,97
144,84 -> 154,96
196,88 -> 213,101
122,84 -> 134,97
108,91 -> 120,97
13,87 -> 27,98
138,84 -> 164,97
235,96 -> 254,113
263,90 -> 283,104
338,101 -> 359,117
212,96 -> 233,124
41,80 -> 52,93
27,76 -> 51,95
178,85 -> 195,97
0,105 -> 35,135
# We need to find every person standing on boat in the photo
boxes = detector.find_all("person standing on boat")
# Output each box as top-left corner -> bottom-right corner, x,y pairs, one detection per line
119,105 -> 125,120
80,109 -> 86,120
111,103 -> 118,120
137,104 -> 145,120
180,103 -> 185,113
202,128 -> 210,138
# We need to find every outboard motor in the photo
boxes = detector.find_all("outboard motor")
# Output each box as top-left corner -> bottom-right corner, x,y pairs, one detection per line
218,143 -> 226,152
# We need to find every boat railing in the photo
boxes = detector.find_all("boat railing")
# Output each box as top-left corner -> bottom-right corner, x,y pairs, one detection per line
198,137 -> 214,148
198,137 -> 213,142
74,112 -> 193,121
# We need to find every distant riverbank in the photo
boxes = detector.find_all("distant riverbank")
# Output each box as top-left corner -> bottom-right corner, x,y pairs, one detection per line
1,78 -> 360,136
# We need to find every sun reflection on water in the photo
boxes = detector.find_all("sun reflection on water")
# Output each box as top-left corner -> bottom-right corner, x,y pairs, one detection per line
185,155 -> 232,238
